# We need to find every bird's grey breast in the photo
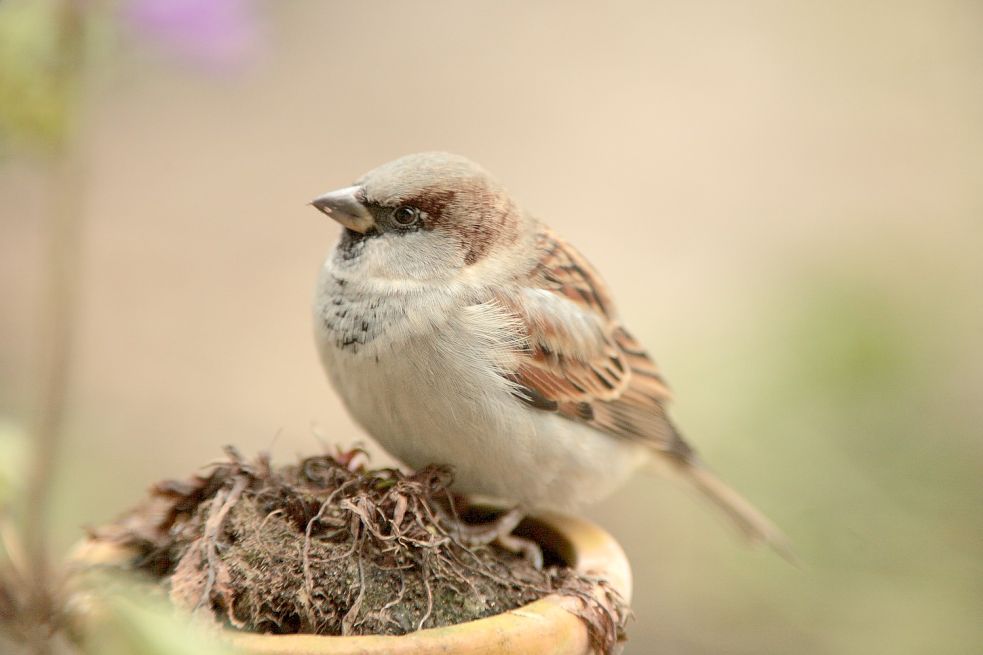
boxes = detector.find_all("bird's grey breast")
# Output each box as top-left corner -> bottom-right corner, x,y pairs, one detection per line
315,273 -> 402,354
314,265 -> 526,451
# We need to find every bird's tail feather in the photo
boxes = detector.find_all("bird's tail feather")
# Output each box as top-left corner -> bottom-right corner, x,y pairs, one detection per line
675,459 -> 794,561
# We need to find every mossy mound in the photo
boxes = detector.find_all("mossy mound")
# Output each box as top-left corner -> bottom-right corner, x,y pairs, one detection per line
93,448 -> 626,647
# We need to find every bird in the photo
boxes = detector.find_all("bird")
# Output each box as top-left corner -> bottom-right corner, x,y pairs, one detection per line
310,152 -> 787,557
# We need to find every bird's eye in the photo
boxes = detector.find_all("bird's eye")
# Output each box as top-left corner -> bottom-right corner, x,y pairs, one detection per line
392,205 -> 420,226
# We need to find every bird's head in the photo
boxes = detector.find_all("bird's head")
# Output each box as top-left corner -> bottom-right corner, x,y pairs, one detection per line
312,152 -> 523,282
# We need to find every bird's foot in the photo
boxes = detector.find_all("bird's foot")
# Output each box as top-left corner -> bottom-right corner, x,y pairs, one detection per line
455,507 -> 523,545
494,531 -> 544,570
455,507 -> 543,569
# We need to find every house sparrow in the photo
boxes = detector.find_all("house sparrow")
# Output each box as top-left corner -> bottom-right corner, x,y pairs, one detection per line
311,152 -> 786,552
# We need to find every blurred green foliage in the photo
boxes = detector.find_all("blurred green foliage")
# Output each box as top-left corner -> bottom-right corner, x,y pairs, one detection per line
701,271 -> 982,654
0,1 -> 72,151
0,421 -> 27,575
0,0 -> 107,155
618,258 -> 983,653
74,575 -> 237,655
0,421 -> 27,511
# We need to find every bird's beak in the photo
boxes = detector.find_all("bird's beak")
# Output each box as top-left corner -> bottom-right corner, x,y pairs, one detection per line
310,185 -> 375,233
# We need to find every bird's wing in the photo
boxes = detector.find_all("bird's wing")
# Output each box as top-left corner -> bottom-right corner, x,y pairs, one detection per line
494,227 -> 791,553
496,226 -> 693,459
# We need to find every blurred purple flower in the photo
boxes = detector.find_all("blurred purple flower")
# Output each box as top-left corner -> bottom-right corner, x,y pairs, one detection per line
123,0 -> 260,69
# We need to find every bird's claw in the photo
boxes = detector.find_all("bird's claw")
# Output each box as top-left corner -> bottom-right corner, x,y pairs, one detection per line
455,507 -> 544,569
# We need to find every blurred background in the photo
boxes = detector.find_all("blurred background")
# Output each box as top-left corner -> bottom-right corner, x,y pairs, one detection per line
1,1 -> 981,653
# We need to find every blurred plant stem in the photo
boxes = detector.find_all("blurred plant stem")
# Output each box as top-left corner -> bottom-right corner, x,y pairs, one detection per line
20,1 -> 88,653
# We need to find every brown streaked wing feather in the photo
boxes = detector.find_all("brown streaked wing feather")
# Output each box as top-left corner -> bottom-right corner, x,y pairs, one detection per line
503,227 -> 690,458
530,227 -> 615,318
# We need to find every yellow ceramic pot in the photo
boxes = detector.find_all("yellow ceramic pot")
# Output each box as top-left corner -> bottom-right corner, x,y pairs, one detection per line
70,512 -> 631,655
